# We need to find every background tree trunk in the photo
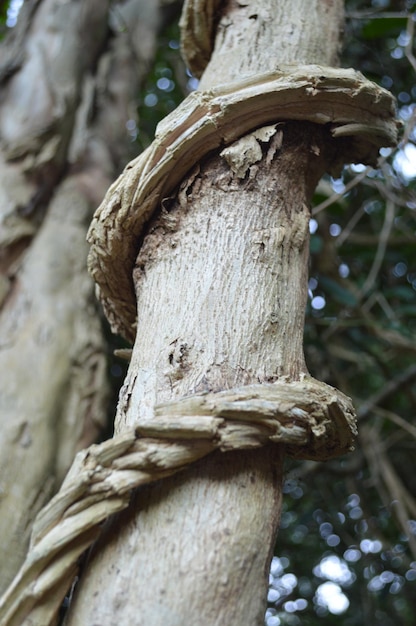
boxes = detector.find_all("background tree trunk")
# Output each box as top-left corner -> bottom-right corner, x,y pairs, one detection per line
0,0 -> 176,594
65,1 -> 345,624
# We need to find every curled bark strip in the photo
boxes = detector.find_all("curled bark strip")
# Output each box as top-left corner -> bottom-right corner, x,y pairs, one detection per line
87,65 -> 399,341
0,377 -> 356,626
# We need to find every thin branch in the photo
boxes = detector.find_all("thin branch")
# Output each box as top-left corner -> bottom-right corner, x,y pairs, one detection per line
361,291 -> 397,321
358,198 -> 395,298
375,406 -> 416,441
405,15 -> 416,74
335,203 -> 366,247
312,166 -> 372,216
360,175 -> 414,209
357,363 -> 416,421
360,424 -> 416,560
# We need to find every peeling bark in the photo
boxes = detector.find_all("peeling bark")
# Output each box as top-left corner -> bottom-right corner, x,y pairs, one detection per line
115,122 -> 333,426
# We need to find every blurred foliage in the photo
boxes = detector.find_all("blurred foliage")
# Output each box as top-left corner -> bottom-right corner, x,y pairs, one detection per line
0,0 -> 22,35
136,21 -> 190,150
268,2 -> 416,625
134,19 -> 201,151
0,0 -> 9,38
137,3 -> 416,625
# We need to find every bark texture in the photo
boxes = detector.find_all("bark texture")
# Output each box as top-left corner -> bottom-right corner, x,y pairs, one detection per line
180,0 -> 343,80
197,0 -> 343,87
0,378 -> 356,626
115,122 -> 332,426
0,0 -> 168,593
66,1 -> 350,624
67,447 -> 284,626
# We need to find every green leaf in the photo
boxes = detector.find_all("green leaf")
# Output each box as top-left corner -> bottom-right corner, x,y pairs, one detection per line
394,305 -> 416,317
310,235 -> 323,254
361,16 -> 407,40
319,275 -> 358,307
385,285 -> 416,302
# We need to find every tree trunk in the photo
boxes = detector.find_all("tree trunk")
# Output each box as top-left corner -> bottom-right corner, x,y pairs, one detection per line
0,0 -> 172,594
65,1 -> 344,624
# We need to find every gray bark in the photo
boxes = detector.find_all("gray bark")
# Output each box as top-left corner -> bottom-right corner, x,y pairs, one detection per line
0,0 -> 167,593
65,1 -> 344,624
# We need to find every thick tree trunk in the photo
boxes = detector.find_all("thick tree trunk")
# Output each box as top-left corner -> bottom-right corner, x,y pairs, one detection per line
0,0 -> 170,593
65,1 -> 344,624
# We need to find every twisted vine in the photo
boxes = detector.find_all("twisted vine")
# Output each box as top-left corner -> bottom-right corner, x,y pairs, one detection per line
0,379 -> 356,626
0,0 -> 399,623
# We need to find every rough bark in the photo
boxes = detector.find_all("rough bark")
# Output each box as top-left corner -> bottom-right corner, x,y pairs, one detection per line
115,122 -> 333,424
197,0 -> 343,87
65,1 -> 346,624
0,0 -> 168,593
